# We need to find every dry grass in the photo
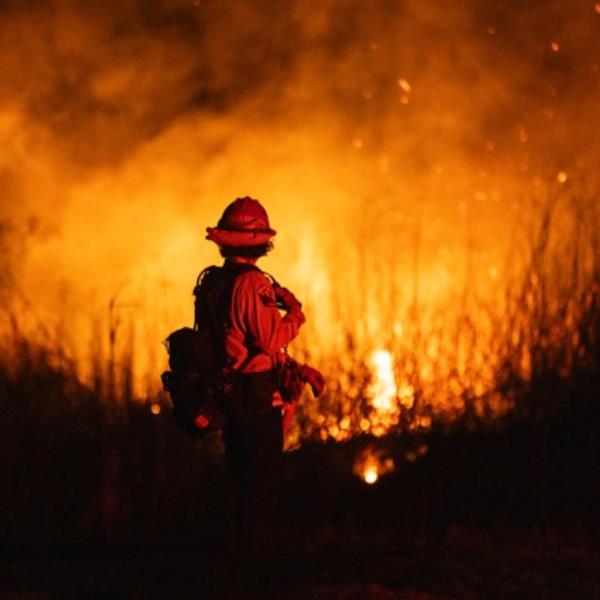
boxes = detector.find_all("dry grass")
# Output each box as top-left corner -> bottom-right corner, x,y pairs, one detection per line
0,181 -> 598,549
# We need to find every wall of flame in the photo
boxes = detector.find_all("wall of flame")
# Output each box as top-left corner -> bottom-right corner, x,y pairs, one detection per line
0,0 -> 598,440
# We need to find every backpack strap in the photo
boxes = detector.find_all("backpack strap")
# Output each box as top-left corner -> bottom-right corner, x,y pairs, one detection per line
192,263 -> 263,370
192,266 -> 221,331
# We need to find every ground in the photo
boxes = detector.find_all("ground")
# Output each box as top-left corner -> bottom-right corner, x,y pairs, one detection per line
2,528 -> 598,599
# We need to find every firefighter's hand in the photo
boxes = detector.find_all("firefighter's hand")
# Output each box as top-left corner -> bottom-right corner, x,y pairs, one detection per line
301,364 -> 325,397
274,285 -> 302,312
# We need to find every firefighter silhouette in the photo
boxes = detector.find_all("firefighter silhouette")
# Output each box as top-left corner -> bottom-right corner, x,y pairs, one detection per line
200,196 -> 322,551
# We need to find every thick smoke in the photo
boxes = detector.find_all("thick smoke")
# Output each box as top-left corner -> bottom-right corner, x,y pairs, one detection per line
0,0 -> 598,384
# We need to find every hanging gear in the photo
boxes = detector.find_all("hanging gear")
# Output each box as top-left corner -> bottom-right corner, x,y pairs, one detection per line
205,196 -> 277,247
161,327 -> 225,435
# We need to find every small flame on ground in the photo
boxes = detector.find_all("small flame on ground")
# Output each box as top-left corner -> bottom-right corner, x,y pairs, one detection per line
150,403 -> 161,415
353,444 -> 395,484
397,78 -> 411,93
364,467 -> 379,484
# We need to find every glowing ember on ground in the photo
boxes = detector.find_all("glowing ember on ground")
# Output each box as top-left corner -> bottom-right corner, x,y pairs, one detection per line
353,445 -> 395,484
150,403 -> 161,415
364,467 -> 378,484
397,78 -> 411,93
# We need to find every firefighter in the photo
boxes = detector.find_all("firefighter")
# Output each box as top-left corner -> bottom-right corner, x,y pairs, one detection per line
201,196 -> 309,552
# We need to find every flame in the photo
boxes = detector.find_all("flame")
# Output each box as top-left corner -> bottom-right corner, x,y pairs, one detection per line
0,1 -> 597,445
368,350 -> 397,412
364,467 -> 378,485
353,445 -> 395,484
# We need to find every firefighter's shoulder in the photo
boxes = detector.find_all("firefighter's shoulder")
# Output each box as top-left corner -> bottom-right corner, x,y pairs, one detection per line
235,270 -> 277,306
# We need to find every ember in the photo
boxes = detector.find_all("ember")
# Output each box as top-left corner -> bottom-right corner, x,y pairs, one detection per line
353,445 -> 395,485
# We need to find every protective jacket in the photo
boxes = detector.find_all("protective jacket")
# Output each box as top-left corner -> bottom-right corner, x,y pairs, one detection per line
224,268 -> 305,373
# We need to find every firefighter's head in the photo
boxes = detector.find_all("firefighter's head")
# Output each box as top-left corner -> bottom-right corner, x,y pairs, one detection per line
206,197 -> 276,259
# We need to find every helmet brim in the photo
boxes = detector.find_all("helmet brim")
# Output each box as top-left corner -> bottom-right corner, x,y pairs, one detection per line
205,227 -> 276,247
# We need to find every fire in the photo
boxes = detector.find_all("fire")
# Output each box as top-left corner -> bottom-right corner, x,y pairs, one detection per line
368,350 -> 397,412
353,445 -> 395,485
0,0 -> 597,447
364,467 -> 378,485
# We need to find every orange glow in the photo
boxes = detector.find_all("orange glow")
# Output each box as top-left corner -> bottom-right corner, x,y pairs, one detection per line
364,467 -> 378,484
369,350 -> 397,412
397,78 -> 412,93
353,445 -> 395,484
0,1 -> 597,448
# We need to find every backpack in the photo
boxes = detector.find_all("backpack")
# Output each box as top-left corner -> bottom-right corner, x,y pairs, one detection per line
161,263 -> 259,435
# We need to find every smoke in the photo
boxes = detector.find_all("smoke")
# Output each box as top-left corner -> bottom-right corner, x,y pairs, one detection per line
0,0 -> 598,384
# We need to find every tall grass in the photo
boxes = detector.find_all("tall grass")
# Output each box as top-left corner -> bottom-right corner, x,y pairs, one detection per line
295,179 -> 599,441
0,180 -> 598,544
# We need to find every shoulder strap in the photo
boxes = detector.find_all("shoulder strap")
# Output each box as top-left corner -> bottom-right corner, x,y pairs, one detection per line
192,263 -> 263,367
193,266 -> 221,330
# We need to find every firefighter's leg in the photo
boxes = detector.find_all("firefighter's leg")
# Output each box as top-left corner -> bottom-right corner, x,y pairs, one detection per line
226,372 -> 282,553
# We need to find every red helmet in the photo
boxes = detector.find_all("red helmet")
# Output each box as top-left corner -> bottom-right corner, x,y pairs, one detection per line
206,197 -> 276,247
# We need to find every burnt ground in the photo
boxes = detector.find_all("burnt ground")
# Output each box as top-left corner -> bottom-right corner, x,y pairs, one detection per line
1,528 -> 598,599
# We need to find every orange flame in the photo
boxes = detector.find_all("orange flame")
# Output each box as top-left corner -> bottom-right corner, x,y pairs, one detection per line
353,445 -> 395,484
0,0 -> 597,447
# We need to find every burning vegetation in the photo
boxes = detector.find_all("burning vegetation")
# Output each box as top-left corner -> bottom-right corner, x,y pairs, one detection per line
0,9 -> 599,585
0,1 -> 599,452
353,444 -> 395,484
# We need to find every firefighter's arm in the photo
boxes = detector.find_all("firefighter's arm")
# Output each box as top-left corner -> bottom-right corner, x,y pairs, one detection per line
272,285 -> 306,325
234,273 -> 305,355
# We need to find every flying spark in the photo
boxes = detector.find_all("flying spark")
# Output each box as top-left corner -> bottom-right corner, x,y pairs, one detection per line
397,78 -> 412,93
